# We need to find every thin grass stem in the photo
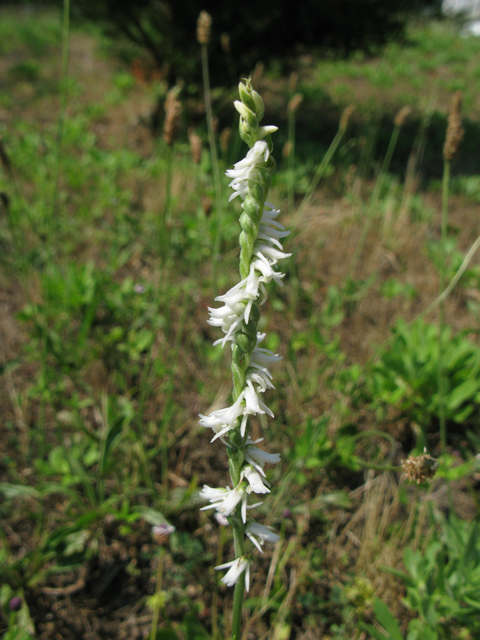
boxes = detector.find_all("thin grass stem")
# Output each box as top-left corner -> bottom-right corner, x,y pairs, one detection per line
298,127 -> 345,217
201,44 -> 222,287
287,108 -> 296,215
150,547 -> 165,640
438,159 -> 450,453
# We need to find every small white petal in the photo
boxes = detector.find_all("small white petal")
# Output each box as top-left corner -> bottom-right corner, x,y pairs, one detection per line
246,522 -> 280,551
242,465 -> 270,494
215,556 -> 252,591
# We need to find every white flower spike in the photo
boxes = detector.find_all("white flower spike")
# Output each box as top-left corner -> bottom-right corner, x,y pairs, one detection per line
199,80 -> 290,620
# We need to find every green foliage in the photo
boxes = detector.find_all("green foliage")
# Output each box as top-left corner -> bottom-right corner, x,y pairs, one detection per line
8,61 -> 41,82
366,320 -> 480,431
426,235 -> 480,287
367,513 -> 480,640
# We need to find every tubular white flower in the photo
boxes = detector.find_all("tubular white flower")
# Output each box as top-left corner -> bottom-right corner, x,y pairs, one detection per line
226,140 -> 270,202
199,393 -> 245,440
215,556 -> 252,592
242,465 -> 271,494
200,483 -> 249,521
250,334 -> 282,372
199,379 -> 274,440
246,522 -> 280,552
258,205 -> 290,249
245,441 -> 281,477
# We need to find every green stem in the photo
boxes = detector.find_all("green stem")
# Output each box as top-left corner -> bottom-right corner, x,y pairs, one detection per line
161,143 -> 173,259
287,108 -> 295,215
150,547 -> 165,640
439,159 -> 450,453
201,43 -> 222,287
231,523 -> 246,640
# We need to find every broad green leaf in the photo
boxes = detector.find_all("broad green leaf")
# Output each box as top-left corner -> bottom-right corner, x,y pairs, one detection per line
447,379 -> 479,410
373,598 -> 405,640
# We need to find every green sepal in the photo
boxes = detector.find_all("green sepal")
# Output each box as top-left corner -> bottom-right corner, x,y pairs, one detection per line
232,342 -> 249,369
228,439 -> 246,485
238,81 -> 258,116
236,331 -> 256,355
249,304 -> 260,324
251,89 -> 265,122
232,362 -> 246,400
239,210 -> 256,236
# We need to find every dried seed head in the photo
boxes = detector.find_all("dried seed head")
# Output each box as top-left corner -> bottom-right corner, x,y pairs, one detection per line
288,93 -> 303,114
443,91 -> 464,161
197,11 -> 212,45
163,87 -> 182,146
402,452 -> 438,484
220,127 -> 231,155
188,127 -> 202,164
220,32 -> 230,54
202,196 -> 213,216
394,106 -> 412,128
339,104 -> 355,132
282,140 -> 293,158
251,61 -> 264,89
212,116 -> 219,137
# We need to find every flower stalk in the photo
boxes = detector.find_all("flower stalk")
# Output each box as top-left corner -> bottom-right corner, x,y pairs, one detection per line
199,79 -> 289,638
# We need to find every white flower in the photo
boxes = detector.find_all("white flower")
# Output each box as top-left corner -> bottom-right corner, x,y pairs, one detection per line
258,204 -> 291,249
199,483 -> 251,523
242,465 -> 270,494
200,378 -> 274,439
226,140 -> 270,202
215,556 -> 252,592
245,440 -> 281,477
246,334 -> 282,395
246,522 -> 280,552
199,393 -> 245,440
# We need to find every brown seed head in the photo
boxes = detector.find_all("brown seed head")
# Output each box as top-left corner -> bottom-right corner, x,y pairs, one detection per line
219,127 -> 231,155
220,32 -> 230,54
163,87 -> 182,146
339,104 -> 355,132
288,93 -> 303,114
394,106 -> 412,128
197,11 -> 212,45
443,91 -> 464,161
282,141 -> 293,159
402,452 -> 438,484
188,128 -> 202,164
251,61 -> 264,89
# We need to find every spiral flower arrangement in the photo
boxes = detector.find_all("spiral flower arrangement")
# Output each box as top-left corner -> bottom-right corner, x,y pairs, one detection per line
199,79 -> 290,636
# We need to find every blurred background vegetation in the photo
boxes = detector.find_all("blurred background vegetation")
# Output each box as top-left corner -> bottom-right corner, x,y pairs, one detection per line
2,2 -> 480,640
